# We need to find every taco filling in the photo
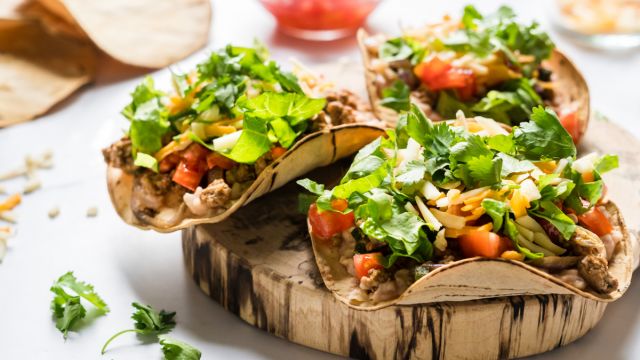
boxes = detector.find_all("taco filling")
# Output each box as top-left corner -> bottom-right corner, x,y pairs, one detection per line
103,43 -> 376,228
360,5 -> 582,141
300,104 -> 622,306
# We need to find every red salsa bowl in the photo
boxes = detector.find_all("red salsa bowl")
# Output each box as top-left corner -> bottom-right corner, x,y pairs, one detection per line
259,0 -> 382,40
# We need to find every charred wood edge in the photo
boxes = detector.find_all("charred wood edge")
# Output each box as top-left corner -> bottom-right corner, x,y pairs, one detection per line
182,229 -> 608,360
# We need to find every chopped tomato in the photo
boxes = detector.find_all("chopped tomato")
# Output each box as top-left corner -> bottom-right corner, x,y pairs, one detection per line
458,231 -> 511,258
159,153 -> 181,173
182,143 -> 209,168
271,146 -> 287,159
206,152 -> 235,170
578,207 -> 613,236
560,111 -> 581,143
172,161 -> 205,191
308,199 -> 354,240
353,253 -> 384,280
414,58 -> 476,99
172,144 -> 208,191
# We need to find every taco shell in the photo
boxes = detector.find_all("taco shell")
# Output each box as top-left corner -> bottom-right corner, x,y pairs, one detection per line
310,201 -> 633,310
107,123 -> 385,233
0,20 -> 96,126
357,29 -> 590,142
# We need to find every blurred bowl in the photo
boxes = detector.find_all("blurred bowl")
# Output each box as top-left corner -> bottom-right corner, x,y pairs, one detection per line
259,0 -> 382,41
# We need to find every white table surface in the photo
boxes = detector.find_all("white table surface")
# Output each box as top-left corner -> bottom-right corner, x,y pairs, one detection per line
1,0 -> 639,359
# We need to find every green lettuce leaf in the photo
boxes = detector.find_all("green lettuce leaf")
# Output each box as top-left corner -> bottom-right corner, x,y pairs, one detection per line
240,92 -> 326,125
529,200 -> 576,240
221,116 -> 271,164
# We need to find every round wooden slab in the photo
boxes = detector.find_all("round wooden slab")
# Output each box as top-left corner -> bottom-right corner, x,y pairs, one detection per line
182,61 -> 640,358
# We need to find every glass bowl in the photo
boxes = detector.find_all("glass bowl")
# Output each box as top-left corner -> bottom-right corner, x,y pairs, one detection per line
259,0 -> 382,41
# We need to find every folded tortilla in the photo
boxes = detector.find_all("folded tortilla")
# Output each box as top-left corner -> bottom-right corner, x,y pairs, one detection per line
107,122 -> 385,233
309,201 -> 633,310
357,29 -> 590,142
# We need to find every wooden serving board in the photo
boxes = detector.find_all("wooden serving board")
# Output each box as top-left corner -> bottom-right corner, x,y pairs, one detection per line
182,116 -> 640,359
181,57 -> 640,358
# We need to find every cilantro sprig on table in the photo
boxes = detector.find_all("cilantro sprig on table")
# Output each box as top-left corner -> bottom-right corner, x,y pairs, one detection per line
300,103 -> 617,265
160,336 -> 202,360
50,272 -> 109,338
101,302 -> 176,354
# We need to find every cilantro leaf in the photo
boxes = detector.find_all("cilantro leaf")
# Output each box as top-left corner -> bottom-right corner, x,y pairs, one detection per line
220,116 -> 271,164
450,134 -> 493,162
513,107 -> 576,161
101,302 -> 176,354
436,91 -> 471,119
471,79 -> 542,125
443,5 -> 554,69
379,37 -> 415,62
497,153 -> 535,177
50,272 -> 109,338
461,5 -> 483,29
159,336 -> 202,360
487,134 -> 515,154
396,160 -> 427,187
379,80 -> 410,112
466,155 -> 502,187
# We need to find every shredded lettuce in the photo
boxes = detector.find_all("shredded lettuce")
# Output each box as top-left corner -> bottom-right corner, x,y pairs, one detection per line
133,153 -> 159,172
218,116 -> 271,163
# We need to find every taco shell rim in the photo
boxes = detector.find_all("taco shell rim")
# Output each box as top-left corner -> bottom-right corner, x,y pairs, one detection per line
310,201 -> 633,311
107,122 -> 386,233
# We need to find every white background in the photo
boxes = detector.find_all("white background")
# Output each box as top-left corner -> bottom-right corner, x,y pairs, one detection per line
1,0 -> 640,359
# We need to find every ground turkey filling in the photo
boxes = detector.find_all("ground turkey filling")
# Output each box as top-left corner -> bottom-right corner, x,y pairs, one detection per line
103,90 -> 371,222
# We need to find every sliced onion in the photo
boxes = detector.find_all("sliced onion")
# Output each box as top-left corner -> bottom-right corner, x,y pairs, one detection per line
212,131 -> 242,152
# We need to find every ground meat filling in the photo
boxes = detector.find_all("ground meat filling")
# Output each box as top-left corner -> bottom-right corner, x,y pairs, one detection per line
130,171 -> 186,219
199,179 -> 232,210
313,89 -> 374,130
102,137 -> 136,173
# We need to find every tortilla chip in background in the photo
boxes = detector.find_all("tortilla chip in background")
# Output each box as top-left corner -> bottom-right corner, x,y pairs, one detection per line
49,0 -> 212,68
18,0 -> 87,40
0,22 -> 97,127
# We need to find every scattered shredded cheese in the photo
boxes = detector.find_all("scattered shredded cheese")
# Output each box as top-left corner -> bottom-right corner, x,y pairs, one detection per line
86,207 -> 98,218
48,207 -> 60,219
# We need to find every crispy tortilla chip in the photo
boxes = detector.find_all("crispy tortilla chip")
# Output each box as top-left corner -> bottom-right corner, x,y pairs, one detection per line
357,29 -> 591,142
0,21 -> 96,127
45,0 -> 211,68
310,201 -> 633,310
107,124 -> 385,233
18,0 -> 87,40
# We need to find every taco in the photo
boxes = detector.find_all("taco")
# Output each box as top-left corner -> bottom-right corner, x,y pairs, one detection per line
103,44 -> 384,232
358,5 -> 589,143
299,104 -> 631,309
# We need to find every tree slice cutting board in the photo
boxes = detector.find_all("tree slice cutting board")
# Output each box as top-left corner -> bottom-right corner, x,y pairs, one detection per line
182,62 -> 640,359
